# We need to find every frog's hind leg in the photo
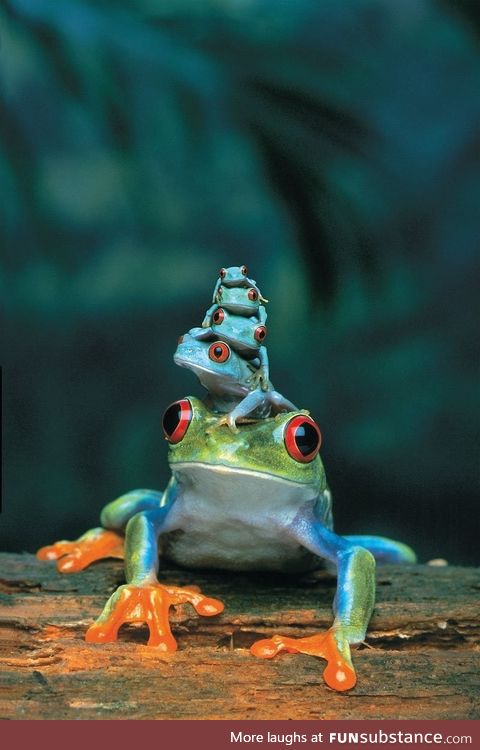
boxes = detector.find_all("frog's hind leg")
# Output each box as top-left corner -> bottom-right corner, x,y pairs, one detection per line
100,488 -> 166,531
85,501 -> 224,649
345,535 -> 416,564
37,489 -> 164,573
251,515 -> 376,692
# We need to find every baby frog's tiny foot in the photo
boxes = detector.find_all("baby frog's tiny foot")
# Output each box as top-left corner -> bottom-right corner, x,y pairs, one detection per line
37,529 -> 124,573
206,415 -> 239,434
251,628 -> 356,692
85,583 -> 224,649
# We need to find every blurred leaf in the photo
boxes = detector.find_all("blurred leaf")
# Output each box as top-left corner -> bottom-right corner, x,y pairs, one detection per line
0,0 -> 479,565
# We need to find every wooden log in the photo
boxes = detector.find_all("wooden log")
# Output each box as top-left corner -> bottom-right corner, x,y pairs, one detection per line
0,553 -> 478,720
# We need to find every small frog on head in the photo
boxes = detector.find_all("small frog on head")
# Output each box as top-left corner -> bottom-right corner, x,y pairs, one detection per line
196,265 -> 270,390
202,265 -> 268,327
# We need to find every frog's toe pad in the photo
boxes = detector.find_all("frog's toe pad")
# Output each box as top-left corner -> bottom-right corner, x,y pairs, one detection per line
37,530 -> 124,573
164,585 -> 224,617
323,657 -> 356,692
195,597 -> 224,616
250,630 -> 356,692
250,636 -> 284,659
36,543 -> 67,562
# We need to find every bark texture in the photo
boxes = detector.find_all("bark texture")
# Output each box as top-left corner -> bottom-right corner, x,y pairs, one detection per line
0,553 -> 478,720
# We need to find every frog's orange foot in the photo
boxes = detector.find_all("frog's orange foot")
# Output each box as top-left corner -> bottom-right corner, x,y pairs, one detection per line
36,529 -> 124,573
251,629 -> 356,692
85,583 -> 224,650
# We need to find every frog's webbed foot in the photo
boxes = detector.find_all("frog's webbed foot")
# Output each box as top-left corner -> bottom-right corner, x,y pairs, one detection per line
247,369 -> 269,392
36,528 -> 124,573
251,627 -> 356,692
205,414 -> 239,433
85,583 -> 224,650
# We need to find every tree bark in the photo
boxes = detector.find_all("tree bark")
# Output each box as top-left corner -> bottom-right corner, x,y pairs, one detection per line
0,553 -> 478,720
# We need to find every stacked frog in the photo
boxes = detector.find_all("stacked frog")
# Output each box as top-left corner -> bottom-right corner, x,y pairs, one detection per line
37,265 -> 417,694
175,265 -> 297,431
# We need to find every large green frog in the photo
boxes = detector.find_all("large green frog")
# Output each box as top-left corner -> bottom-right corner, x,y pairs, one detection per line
38,397 -> 415,692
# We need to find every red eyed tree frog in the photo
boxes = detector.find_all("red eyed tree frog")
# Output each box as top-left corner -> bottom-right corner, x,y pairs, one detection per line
174,332 -> 296,431
203,265 -> 267,327
210,265 -> 266,304
189,307 -> 269,392
38,397 -> 416,692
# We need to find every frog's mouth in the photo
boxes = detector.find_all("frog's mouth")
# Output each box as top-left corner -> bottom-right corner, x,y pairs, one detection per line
173,356 -> 249,395
173,354 -> 229,378
171,461 -> 319,507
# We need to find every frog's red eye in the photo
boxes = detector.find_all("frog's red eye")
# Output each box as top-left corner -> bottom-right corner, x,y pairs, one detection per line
241,265 -> 248,275
219,268 -> 226,279
212,308 -> 225,325
254,325 -> 267,342
217,286 -> 223,297
248,288 -> 258,301
162,399 -> 192,444
284,415 -> 321,463
208,341 -> 230,363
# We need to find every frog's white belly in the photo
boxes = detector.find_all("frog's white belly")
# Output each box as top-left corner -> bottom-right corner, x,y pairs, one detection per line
160,463 -> 321,572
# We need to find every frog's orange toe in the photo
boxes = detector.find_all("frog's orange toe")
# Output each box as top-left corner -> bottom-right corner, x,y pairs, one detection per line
37,542 -> 70,561
57,554 -> 88,573
194,597 -> 224,616
85,621 -> 119,644
164,585 -> 224,617
251,629 -> 357,692
37,530 -> 124,573
323,657 -> 356,692
250,637 -> 284,659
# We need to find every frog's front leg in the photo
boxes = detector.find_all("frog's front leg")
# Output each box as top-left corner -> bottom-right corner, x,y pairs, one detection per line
207,388 -> 270,433
85,500 -> 224,650
36,489 -> 164,573
251,509 -> 375,692
201,303 -> 218,328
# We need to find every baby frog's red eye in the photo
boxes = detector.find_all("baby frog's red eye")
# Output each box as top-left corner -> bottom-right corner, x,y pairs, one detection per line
254,325 -> 267,342
217,286 -> 223,297
219,268 -> 226,279
212,308 -> 225,325
284,415 -> 322,463
248,288 -> 258,301
162,399 -> 193,444
208,341 -> 231,363
240,265 -> 248,275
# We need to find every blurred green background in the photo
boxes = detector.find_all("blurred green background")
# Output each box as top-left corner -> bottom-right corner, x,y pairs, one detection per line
1,0 -> 479,564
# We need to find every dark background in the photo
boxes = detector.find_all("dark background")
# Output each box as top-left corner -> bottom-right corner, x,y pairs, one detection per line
1,0 -> 479,565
